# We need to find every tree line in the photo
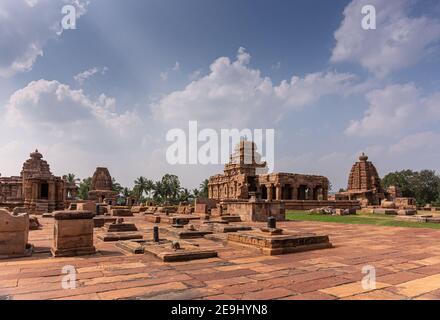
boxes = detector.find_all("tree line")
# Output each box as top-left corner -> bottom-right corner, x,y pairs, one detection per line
65,173 -> 209,205
382,170 -> 440,207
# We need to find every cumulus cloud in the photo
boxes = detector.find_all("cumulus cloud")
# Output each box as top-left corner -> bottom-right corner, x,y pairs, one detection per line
0,0 -> 89,77
346,83 -> 440,136
331,0 -> 440,77
74,66 -> 108,85
4,79 -> 142,142
152,48 -> 358,127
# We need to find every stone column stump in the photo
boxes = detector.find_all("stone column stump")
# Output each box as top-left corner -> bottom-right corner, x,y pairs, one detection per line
0,209 -> 30,257
51,210 -> 96,257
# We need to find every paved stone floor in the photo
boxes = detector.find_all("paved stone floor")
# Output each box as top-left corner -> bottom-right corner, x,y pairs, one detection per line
2,216 -> 440,300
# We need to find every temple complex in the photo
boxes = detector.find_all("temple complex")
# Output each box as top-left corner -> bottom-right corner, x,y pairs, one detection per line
208,141 -> 329,202
0,150 -> 77,215
88,167 -> 118,205
336,153 -> 386,206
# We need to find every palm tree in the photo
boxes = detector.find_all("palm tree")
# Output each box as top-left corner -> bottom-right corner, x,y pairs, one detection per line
145,179 -> 155,199
66,173 -> 80,185
134,176 -> 149,201
199,179 -> 209,198
179,188 -> 191,202
112,178 -> 123,195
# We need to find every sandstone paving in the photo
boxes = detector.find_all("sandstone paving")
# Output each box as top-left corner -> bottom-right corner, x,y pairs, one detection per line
3,217 -> 440,300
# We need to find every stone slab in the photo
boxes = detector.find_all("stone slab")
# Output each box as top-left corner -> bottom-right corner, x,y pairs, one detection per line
97,232 -> 143,242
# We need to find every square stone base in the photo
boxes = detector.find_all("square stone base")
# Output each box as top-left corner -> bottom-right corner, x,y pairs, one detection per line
51,246 -> 95,257
227,230 -> 332,256
97,232 -> 143,242
116,239 -> 218,262
160,227 -> 213,239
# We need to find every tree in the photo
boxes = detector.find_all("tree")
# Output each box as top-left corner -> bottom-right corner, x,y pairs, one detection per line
382,169 -> 440,206
134,176 -> 149,201
78,177 -> 92,200
112,178 -> 123,195
382,170 -> 416,198
66,173 -> 80,185
199,179 -> 209,198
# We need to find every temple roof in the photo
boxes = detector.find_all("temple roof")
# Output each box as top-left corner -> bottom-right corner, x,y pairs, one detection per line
347,153 -> 382,191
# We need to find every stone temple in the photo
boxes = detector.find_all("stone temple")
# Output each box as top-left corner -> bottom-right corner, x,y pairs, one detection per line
88,167 -> 118,205
209,141 -> 330,202
336,153 -> 386,206
0,150 -> 77,215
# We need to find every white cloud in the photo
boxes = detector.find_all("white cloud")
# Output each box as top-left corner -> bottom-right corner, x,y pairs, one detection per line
331,0 -> 440,77
5,79 -> 142,141
74,66 -> 108,85
152,47 -> 358,128
346,83 -> 440,136
0,0 -> 89,77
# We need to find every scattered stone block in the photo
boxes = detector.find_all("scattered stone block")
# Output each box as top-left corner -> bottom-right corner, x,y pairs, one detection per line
51,210 -> 96,257
111,208 -> 133,217
160,224 -> 213,239
116,239 -> 217,262
373,208 -> 397,215
97,232 -> 143,242
0,209 -> 31,258
29,216 -> 41,230
397,209 -> 417,216
227,217 -> 332,256
97,218 -> 142,242
93,216 -> 117,228
334,208 -> 356,216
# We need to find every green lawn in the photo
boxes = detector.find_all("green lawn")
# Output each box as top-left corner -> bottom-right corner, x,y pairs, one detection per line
286,210 -> 440,229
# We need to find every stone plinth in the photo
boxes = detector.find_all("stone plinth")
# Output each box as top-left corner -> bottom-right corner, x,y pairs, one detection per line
373,208 -> 397,215
226,201 -> 285,222
51,210 -> 96,257
93,216 -> 117,228
397,209 -> 417,216
160,225 -> 213,239
116,239 -> 218,262
0,209 -> 31,257
227,228 -> 332,256
111,208 -> 133,217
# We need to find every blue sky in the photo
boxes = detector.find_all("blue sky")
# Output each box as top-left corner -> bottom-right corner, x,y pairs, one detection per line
0,0 -> 439,191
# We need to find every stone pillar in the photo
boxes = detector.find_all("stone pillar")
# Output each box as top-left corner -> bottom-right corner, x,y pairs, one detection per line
275,184 -> 282,200
51,210 -> 95,257
267,185 -> 273,201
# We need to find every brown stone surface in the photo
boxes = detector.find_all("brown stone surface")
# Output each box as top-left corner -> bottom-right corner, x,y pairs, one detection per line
5,216 -> 440,299
0,209 -> 30,257
51,211 -> 95,257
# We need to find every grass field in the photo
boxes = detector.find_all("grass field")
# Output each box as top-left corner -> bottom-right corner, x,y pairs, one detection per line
286,210 -> 440,229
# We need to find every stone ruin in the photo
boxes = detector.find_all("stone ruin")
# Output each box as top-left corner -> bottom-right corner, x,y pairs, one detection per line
88,167 -> 118,205
208,141 -> 329,202
0,150 -> 78,215
336,153 -> 385,206
0,208 -> 32,258
51,210 -> 96,257
97,218 -> 142,242
227,217 -> 332,256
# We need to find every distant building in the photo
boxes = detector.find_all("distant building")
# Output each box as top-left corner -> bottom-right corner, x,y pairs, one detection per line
336,153 -> 385,206
208,141 -> 329,202
0,150 -> 77,214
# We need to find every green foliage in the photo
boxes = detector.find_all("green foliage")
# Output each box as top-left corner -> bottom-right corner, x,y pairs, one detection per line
199,179 -> 209,198
382,169 -> 440,206
78,177 -> 92,200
